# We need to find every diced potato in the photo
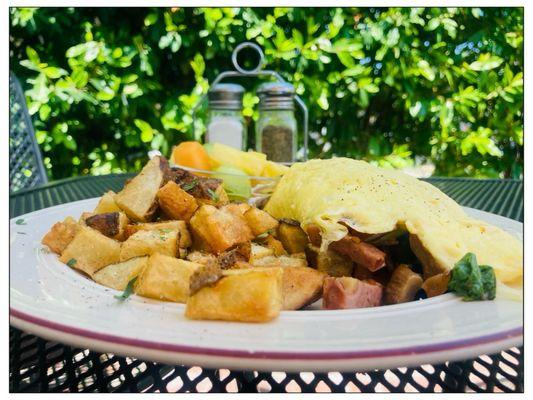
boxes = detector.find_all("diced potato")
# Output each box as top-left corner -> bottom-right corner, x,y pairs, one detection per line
41,216 -> 81,254
282,267 -> 326,310
157,181 -> 198,222
78,212 -> 94,225
124,220 -> 191,248
120,229 -> 179,261
115,156 -> 168,222
384,264 -> 423,304
93,256 -> 149,290
84,212 -> 130,241
277,222 -> 309,254
135,253 -> 202,303
59,226 -> 121,276
305,224 -> 322,247
305,245 -> 353,277
250,243 -> 274,263
251,255 -> 307,269
186,251 -> 216,265
244,207 -> 279,236
189,205 -> 253,254
94,191 -> 121,214
185,267 -> 283,322
222,202 -> 251,217
259,234 -> 287,256
421,272 -> 450,298
196,184 -> 229,207
409,234 -> 448,279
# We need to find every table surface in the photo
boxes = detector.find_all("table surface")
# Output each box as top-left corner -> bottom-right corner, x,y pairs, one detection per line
9,174 -> 524,393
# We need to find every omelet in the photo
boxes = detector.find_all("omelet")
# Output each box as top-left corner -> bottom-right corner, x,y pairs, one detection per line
265,158 -> 523,300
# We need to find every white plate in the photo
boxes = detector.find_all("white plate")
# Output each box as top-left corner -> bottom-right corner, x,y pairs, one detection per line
9,198 -> 523,372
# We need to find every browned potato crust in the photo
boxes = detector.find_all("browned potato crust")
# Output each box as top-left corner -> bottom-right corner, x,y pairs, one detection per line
120,229 -> 180,261
189,205 -> 253,254
243,207 -> 279,236
384,264 -> 423,304
157,181 -> 198,222
85,212 -> 130,241
135,253 -> 202,303
93,191 -> 121,214
421,272 -> 450,298
282,267 -> 326,310
93,256 -> 149,290
42,217 -> 80,254
59,226 -> 121,276
305,245 -> 353,277
114,156 -> 168,222
277,222 -> 309,254
185,268 -> 283,322
124,220 -> 191,248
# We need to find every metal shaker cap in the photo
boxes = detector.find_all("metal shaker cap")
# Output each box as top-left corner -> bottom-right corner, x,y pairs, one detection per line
208,83 -> 245,110
257,82 -> 295,110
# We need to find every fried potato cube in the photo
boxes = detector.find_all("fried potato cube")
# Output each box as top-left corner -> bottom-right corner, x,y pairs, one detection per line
120,229 -> 179,261
124,220 -> 191,248
251,255 -> 308,269
244,207 -> 279,236
84,212 -> 130,241
259,234 -> 287,256
115,156 -> 168,222
157,181 -> 198,222
223,202 -> 251,216
384,264 -> 423,305
135,253 -> 202,303
305,245 -> 353,277
250,243 -> 274,263
42,216 -> 81,254
421,273 -> 450,298
186,251 -> 216,265
59,226 -> 121,276
282,267 -> 326,310
185,267 -> 283,322
196,184 -> 230,207
93,191 -> 121,214
93,256 -> 148,290
277,222 -> 309,254
189,205 -> 253,254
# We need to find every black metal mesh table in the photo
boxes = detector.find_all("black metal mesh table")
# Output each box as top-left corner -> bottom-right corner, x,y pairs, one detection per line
9,175 -> 524,393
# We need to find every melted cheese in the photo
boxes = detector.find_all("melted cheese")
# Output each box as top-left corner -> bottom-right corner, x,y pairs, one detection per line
265,158 -> 523,300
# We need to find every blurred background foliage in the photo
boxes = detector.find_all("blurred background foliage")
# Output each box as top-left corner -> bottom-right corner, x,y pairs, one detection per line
9,7 -> 523,180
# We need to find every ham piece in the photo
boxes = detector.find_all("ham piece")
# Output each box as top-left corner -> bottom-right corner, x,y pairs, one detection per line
329,236 -> 386,272
323,277 -> 383,310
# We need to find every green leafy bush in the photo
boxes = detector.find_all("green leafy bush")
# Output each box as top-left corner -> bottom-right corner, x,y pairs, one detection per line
9,7 -> 523,180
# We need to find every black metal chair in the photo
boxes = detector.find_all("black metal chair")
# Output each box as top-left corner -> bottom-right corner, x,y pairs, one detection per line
9,72 -> 48,193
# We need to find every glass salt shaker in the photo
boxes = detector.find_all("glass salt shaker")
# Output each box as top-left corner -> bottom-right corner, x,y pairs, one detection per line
255,82 -> 297,162
206,83 -> 246,150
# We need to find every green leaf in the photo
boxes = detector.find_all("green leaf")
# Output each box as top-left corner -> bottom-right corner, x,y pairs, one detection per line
469,53 -> 504,71
15,219 -> 26,225
317,89 -> 329,110
26,46 -> 40,63
114,276 -> 138,301
66,258 -> 77,267
448,253 -> 496,301
43,66 -> 67,79
417,60 -> 435,81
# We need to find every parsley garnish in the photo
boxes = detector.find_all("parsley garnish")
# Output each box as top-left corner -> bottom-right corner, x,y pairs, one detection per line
66,258 -> 77,267
181,179 -> 199,192
114,276 -> 138,301
207,188 -> 219,202
15,219 -> 26,225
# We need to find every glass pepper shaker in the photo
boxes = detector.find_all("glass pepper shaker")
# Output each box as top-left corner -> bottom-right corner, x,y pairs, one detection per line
206,83 -> 246,150
255,82 -> 297,162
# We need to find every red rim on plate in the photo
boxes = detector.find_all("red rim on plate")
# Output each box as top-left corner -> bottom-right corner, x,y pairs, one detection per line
10,308 -> 522,360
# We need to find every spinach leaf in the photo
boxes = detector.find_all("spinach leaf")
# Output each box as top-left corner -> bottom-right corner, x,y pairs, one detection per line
448,252 -> 496,301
